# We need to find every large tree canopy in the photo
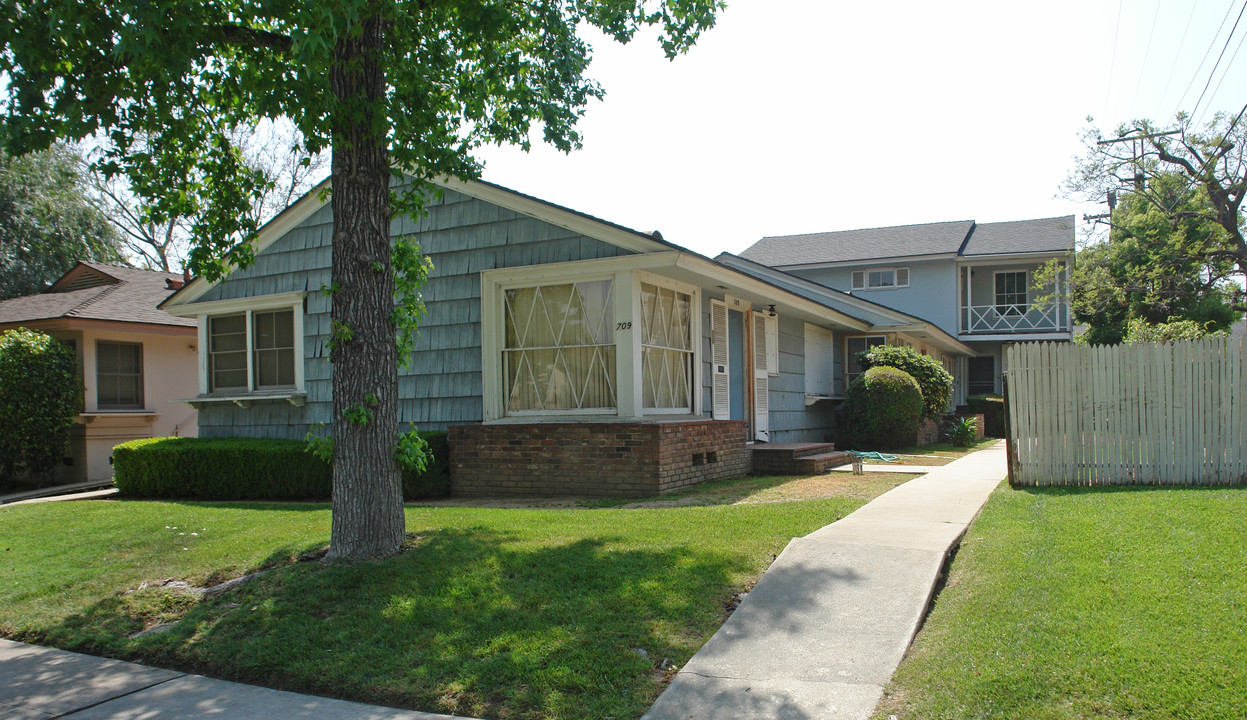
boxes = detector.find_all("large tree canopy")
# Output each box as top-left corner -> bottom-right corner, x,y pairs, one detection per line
1055,113 -> 1247,344
0,142 -> 125,299
2,0 -> 722,559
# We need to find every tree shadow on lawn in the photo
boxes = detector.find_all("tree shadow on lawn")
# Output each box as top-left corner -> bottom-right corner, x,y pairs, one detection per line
37,526 -> 752,720
1015,483 -> 1246,499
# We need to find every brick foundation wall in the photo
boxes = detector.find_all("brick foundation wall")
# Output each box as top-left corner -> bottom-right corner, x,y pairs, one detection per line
449,419 -> 748,497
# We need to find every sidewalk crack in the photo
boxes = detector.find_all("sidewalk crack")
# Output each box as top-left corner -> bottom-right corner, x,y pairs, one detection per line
52,672 -> 185,719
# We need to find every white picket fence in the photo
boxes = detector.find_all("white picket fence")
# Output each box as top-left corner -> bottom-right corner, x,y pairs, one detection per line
1004,338 -> 1247,486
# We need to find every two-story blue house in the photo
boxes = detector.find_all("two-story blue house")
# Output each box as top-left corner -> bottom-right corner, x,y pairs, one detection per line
731,216 -> 1075,405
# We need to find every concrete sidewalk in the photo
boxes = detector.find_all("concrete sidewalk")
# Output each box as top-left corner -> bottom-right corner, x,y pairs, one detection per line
643,442 -> 1007,720
0,639 -> 467,720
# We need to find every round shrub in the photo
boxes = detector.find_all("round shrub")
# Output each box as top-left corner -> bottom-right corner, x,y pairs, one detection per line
857,345 -> 953,420
0,328 -> 80,487
840,366 -> 923,451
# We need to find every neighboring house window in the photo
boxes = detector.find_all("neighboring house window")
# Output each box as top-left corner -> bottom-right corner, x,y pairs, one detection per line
96,341 -> 143,409
844,335 -> 887,388
504,279 -> 616,412
995,271 -> 1028,317
640,282 -> 693,410
851,267 -> 909,290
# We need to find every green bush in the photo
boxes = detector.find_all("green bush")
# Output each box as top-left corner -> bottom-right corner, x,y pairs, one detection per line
965,394 -> 1005,438
839,366 -> 924,451
0,328 -> 80,488
114,432 -> 451,501
857,345 -> 953,420
944,415 -> 979,447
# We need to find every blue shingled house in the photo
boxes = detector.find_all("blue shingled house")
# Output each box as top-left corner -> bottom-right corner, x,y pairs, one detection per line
161,177 -> 974,496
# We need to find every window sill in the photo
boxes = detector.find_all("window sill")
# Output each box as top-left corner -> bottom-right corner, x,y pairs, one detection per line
77,411 -> 160,423
804,394 -> 843,406
180,391 -> 307,409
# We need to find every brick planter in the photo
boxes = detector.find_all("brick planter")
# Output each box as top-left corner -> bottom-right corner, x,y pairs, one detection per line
449,419 -> 748,497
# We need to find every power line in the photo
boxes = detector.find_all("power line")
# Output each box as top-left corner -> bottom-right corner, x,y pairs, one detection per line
1173,0 -> 1240,117
1197,21 -> 1247,125
1190,0 -> 1247,121
1131,0 -> 1166,117
1157,0 -> 1200,118
1104,0 -> 1125,120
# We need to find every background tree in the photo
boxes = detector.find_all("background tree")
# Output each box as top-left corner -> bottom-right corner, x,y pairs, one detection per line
83,122 -> 329,272
1049,113 -> 1247,344
0,142 -> 125,299
2,0 -> 722,560
0,329 -> 80,490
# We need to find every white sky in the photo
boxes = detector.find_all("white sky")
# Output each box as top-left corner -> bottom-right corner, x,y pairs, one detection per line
476,0 -> 1247,258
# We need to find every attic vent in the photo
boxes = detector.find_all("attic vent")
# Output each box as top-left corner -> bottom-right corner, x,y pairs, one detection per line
54,268 -> 116,292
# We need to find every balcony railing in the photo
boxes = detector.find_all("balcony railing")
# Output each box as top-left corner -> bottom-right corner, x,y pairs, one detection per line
961,302 -> 1070,335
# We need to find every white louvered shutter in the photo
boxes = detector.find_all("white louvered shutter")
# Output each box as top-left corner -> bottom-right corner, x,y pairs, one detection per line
711,299 -> 729,419
752,311 -> 769,441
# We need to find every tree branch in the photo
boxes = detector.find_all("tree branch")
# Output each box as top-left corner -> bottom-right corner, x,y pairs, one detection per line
212,24 -> 293,52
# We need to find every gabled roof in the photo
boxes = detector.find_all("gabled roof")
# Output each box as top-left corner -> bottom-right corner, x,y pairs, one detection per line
0,262 -> 197,328
740,215 -> 1075,267
960,216 -> 1076,256
741,220 -> 974,267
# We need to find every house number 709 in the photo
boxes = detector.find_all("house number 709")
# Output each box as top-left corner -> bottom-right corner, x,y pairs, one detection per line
616,322 -> 632,330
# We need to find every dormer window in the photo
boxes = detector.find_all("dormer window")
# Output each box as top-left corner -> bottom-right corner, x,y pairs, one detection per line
851,267 -> 909,290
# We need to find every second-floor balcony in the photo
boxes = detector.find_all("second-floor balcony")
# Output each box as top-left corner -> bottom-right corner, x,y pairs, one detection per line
958,262 -> 1071,337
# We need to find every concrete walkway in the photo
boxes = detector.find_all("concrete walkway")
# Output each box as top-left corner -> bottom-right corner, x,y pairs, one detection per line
643,442 -> 1007,720
0,639 -> 465,720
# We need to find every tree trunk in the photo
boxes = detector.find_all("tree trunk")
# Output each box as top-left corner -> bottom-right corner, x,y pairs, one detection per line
326,6 -> 404,561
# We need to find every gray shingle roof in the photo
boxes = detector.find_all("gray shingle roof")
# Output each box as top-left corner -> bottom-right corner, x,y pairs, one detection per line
0,262 -> 197,328
740,220 -> 974,266
960,216 -> 1075,256
740,215 -> 1075,266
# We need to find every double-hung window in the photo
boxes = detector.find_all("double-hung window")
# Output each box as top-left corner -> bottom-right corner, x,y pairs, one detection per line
96,341 -> 143,409
995,271 -> 1028,317
504,280 -> 616,412
207,306 -> 299,393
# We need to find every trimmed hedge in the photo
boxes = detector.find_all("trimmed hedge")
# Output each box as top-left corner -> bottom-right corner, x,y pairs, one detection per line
114,433 -> 451,501
858,345 -> 953,420
965,394 -> 1005,438
839,366 -> 924,451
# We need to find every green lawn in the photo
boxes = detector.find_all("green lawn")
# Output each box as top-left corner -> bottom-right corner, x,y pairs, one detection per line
876,484 -> 1247,720
1,495 -> 866,720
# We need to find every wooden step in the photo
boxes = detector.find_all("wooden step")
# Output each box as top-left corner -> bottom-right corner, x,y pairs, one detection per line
751,444 -> 850,475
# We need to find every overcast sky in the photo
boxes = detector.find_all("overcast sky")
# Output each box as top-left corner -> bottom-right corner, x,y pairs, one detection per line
475,0 -> 1247,258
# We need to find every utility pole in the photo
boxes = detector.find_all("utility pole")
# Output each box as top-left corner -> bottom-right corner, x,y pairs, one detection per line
1097,128 -> 1182,190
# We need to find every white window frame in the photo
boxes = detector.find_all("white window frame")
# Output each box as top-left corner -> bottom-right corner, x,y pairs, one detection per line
638,271 -> 700,415
851,267 -> 909,291
844,334 -> 888,388
994,270 -> 1029,317
190,292 -> 306,397
481,258 -> 702,422
96,340 -> 144,410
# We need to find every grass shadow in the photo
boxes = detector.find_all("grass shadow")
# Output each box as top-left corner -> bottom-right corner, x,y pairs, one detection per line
33,525 -> 754,720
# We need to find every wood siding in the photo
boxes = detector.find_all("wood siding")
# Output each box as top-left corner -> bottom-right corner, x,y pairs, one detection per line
194,183 -> 633,439
1006,338 -> 1247,486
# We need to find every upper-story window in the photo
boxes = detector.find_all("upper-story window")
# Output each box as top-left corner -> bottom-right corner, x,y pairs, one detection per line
994,271 -> 1028,317
851,267 -> 909,291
